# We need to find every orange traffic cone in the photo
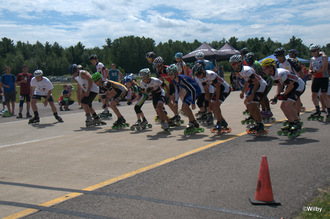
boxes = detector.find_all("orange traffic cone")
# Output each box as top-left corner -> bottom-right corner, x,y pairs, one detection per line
249,156 -> 281,205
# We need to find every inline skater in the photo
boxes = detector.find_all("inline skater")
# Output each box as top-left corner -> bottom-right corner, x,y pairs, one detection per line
245,52 -> 274,122
274,47 -> 304,116
123,74 -> 150,130
91,72 -> 128,129
153,56 -> 179,122
167,64 -> 203,135
308,44 -> 330,122
89,54 -> 111,118
193,62 -> 231,133
194,52 -> 214,125
261,58 -> 306,137
70,64 -> 105,127
229,54 -> 268,136
139,68 -> 173,133
28,70 -> 63,124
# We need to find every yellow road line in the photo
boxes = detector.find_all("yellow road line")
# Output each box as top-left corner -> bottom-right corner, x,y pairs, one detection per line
4,132 -> 247,219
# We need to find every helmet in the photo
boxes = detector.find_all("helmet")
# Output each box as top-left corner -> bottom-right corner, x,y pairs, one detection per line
166,64 -> 178,75
175,52 -> 183,58
153,56 -> 164,67
91,72 -> 102,81
229,54 -> 243,63
309,44 -> 320,51
289,49 -> 298,55
139,68 -> 151,79
146,51 -> 156,59
195,51 -> 204,59
261,58 -> 276,68
245,52 -> 255,62
274,47 -> 286,56
240,47 -> 249,55
34,70 -> 43,76
123,74 -> 134,84
89,54 -> 98,60
192,63 -> 205,76
69,64 -> 78,74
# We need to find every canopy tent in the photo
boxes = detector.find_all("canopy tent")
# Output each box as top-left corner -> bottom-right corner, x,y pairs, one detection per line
182,42 -> 221,62
259,54 -> 310,64
217,43 -> 241,60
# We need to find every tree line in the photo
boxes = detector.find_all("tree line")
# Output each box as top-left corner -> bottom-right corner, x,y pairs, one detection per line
1,36 -> 329,76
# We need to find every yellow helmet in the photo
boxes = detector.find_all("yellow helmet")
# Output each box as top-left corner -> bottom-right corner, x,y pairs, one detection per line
261,58 -> 276,67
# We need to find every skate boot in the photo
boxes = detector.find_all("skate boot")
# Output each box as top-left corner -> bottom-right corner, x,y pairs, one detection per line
161,121 -> 171,134
170,114 -> 184,125
277,124 -> 292,136
242,109 -> 250,115
288,122 -> 306,138
28,116 -> 40,124
85,114 -> 94,127
241,116 -> 255,125
206,112 -> 214,125
246,124 -> 257,134
93,116 -> 107,126
262,111 -> 275,123
55,115 -> 63,123
307,111 -> 324,121
130,119 -> 142,131
195,110 -> 205,117
16,113 -> 23,119
141,118 -> 152,129
253,123 -> 268,136
196,112 -> 207,122
26,112 -> 32,118
154,115 -> 161,122
326,114 -> 330,123
184,121 -> 204,135
112,116 -> 129,129
99,109 -> 112,118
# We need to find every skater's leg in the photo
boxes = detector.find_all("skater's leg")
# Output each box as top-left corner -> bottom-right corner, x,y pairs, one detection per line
110,100 -> 122,119
182,102 -> 194,122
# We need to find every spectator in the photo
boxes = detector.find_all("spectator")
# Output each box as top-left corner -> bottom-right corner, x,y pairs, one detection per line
109,63 -> 123,83
58,84 -> 74,111
16,65 -> 33,118
0,66 -> 16,116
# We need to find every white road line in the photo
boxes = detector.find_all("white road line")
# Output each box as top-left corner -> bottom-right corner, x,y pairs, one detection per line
0,135 -> 65,149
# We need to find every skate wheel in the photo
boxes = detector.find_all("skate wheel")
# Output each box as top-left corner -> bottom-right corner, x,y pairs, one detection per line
136,126 -> 140,131
148,124 -> 152,128
227,128 -> 232,133
199,128 -> 204,132
241,120 -> 246,125
211,128 -> 216,133
301,128 -> 306,133
277,130 -> 282,135
130,126 -> 135,131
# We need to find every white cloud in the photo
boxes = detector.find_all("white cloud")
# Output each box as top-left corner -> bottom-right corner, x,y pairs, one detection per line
0,0 -> 329,48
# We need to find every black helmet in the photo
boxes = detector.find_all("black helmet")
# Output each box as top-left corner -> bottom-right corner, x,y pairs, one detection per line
245,52 -> 255,62
69,64 -> 78,74
146,51 -> 156,59
89,54 -> 98,60
289,49 -> 298,55
274,47 -> 286,56
240,47 -> 249,55
192,63 -> 205,76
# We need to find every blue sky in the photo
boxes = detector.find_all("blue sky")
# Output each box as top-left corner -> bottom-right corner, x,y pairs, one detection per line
0,0 -> 329,48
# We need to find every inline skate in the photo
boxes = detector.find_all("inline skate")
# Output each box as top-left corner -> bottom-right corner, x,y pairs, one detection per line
93,117 -> 106,126
112,117 -> 129,129
247,123 -> 268,136
170,114 -> 184,126
28,116 -> 40,125
98,110 -> 112,119
287,122 -> 306,138
261,111 -> 276,123
307,111 -> 324,121
184,121 -> 204,135
211,120 -> 231,134
241,116 -> 255,125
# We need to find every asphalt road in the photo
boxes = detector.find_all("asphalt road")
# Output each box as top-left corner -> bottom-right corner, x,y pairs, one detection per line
0,82 -> 329,219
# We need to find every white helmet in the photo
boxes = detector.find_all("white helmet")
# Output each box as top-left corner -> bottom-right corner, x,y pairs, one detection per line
34,70 -> 43,76
139,68 -> 151,79
195,51 -> 204,59
229,54 -> 243,63
309,44 -> 320,51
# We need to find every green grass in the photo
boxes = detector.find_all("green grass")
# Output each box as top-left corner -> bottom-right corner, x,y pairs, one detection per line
295,188 -> 329,219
